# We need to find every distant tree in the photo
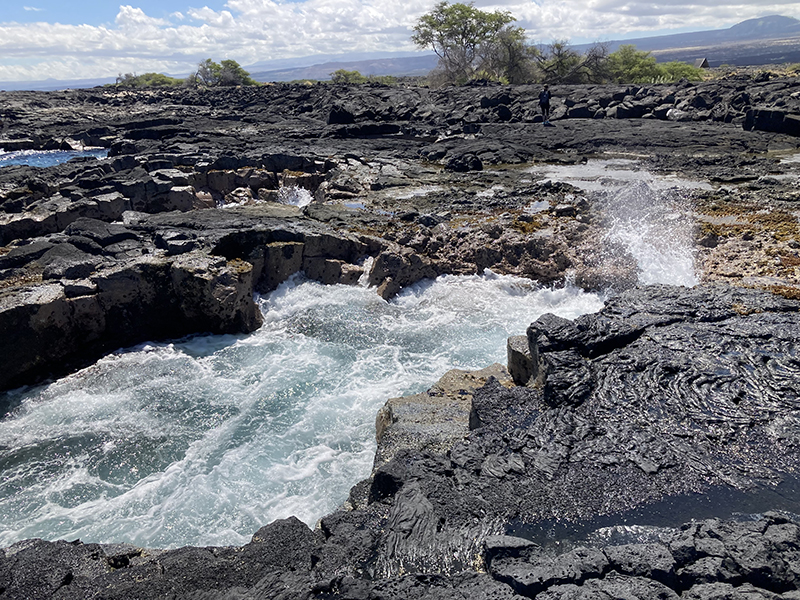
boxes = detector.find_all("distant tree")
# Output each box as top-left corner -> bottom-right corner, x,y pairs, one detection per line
196,59 -> 222,86
219,59 -> 257,86
580,43 -> 612,83
193,58 -> 256,87
412,1 -> 523,84
480,27 -> 539,83
331,69 -> 368,84
607,45 -> 661,83
537,40 -> 582,83
534,40 -> 612,84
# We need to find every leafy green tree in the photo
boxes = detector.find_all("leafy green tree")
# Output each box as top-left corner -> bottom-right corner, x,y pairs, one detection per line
607,45 -> 661,83
196,58 -> 222,86
193,58 -> 256,87
412,1 -> 520,84
219,59 -> 257,86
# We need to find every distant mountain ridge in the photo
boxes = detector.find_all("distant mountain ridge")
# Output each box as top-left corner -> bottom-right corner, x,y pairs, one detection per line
248,54 -> 439,83
580,14 -> 800,54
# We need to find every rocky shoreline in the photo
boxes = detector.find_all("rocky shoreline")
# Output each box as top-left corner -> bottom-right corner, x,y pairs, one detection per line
1,76 -> 800,598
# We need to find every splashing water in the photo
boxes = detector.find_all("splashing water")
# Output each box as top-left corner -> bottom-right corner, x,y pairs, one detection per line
528,158 -> 701,287
528,158 -> 712,193
277,186 -> 313,207
603,179 -> 698,287
0,273 -> 603,549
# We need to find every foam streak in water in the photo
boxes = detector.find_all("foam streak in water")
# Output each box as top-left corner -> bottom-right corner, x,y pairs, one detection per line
0,273 -> 603,549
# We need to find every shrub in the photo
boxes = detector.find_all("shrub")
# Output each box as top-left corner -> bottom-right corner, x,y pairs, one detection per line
193,59 -> 257,87
331,69 -> 368,84
114,72 -> 183,88
658,61 -> 705,82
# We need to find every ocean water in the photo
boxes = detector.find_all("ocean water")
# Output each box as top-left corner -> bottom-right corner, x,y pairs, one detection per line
0,148 -> 108,169
0,273 -> 605,549
0,165 -> 699,550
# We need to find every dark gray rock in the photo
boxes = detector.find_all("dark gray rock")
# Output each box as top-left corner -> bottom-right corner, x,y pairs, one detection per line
3,81 -> 800,600
536,575 -> 680,600
36,243 -> 100,280
490,546 -> 609,596
63,217 -> 137,248
604,543 -> 677,587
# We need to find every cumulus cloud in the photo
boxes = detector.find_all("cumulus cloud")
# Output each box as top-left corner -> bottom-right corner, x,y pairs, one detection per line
0,0 -> 798,82
116,5 -> 171,29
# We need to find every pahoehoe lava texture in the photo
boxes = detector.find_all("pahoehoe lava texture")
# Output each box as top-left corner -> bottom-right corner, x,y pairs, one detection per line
353,285 -> 800,562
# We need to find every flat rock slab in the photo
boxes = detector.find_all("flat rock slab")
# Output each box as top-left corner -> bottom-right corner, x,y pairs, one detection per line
374,363 -> 513,469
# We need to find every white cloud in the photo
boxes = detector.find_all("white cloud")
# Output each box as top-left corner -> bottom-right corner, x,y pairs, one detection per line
116,5 -> 171,29
187,7 -> 237,27
1,0 -> 799,82
23,6 -> 43,11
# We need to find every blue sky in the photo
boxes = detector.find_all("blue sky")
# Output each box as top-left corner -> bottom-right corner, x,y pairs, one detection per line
9,1 -> 227,26
1,1 -> 799,82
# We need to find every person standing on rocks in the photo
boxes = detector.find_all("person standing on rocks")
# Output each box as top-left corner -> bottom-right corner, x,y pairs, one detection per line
539,84 -> 552,125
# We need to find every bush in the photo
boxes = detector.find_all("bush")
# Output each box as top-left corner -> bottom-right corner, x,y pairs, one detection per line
607,45 -> 661,83
330,70 -> 397,85
606,45 -> 705,83
192,59 -> 257,87
331,69 -> 367,84
658,61 -> 704,82
114,72 -> 183,88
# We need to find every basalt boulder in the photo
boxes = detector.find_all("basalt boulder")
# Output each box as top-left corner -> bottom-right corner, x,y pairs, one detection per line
0,250 -> 261,393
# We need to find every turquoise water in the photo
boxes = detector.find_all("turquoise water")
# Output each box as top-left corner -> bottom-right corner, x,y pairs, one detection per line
0,273 -> 604,549
0,148 -> 108,168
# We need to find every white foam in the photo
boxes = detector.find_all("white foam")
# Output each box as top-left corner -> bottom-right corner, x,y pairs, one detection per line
388,185 -> 443,200
604,180 -> 698,287
0,273 -> 604,549
277,186 -> 313,207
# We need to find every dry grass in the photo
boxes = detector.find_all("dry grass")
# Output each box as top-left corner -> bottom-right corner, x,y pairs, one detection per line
769,284 -> 800,300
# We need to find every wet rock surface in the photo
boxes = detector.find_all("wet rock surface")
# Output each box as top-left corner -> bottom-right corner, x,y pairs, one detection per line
1,79 -> 800,598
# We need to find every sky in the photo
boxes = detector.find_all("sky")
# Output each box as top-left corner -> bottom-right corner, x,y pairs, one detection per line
1,0 -> 799,82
